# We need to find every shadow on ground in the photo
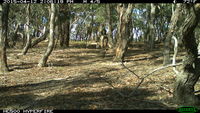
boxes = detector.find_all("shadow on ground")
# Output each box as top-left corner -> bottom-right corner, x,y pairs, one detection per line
0,73 -> 172,110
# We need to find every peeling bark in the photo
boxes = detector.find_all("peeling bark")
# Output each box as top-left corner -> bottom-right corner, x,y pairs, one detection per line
113,4 -> 133,62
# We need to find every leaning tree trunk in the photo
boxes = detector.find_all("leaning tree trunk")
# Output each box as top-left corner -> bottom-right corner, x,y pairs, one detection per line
31,28 -> 49,48
163,4 -> 182,65
174,4 -> 200,106
21,4 -> 31,55
0,4 -> 9,74
38,4 -> 56,67
113,4 -> 133,62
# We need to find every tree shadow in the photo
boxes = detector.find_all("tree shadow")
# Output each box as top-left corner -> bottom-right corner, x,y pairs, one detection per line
51,59 -> 103,67
0,94 -> 38,109
153,59 -> 182,65
0,86 -> 170,109
0,69 -> 173,109
27,87 -> 170,110
8,63 -> 37,71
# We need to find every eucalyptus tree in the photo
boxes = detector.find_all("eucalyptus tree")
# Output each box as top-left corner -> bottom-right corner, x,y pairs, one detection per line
58,4 -> 71,48
163,4 -> 183,65
0,4 -> 9,74
148,3 -> 157,50
8,4 -> 27,48
21,4 -> 31,55
113,4 -> 133,62
174,4 -> 200,106
29,4 -> 49,48
38,4 -> 56,67
105,4 -> 114,48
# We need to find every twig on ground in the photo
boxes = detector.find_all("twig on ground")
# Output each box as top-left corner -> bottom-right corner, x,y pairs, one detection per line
98,75 -> 126,97
121,62 -> 141,79
120,62 -> 183,97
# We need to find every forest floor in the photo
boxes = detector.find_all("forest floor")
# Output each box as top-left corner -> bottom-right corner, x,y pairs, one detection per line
1,41 -> 200,110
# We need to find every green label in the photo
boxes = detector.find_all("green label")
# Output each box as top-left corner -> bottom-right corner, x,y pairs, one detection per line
177,106 -> 198,113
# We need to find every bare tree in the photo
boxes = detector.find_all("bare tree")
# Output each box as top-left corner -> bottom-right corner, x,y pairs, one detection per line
38,4 -> 56,67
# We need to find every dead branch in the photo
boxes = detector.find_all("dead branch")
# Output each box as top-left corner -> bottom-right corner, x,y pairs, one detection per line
98,75 -> 127,97
127,78 -> 144,97
142,63 -> 182,79
121,62 -> 141,79
120,62 -> 182,97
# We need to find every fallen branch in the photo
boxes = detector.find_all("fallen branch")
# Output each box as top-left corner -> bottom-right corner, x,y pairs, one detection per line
121,62 -> 141,79
98,75 -> 126,97
142,63 -> 182,79
121,62 -> 183,97
127,78 -> 144,97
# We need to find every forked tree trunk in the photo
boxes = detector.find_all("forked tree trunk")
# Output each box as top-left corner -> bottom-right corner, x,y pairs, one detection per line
174,4 -> 200,106
0,4 -> 9,74
113,4 -> 133,62
38,4 -> 56,67
21,4 -> 31,55
163,4 -> 182,65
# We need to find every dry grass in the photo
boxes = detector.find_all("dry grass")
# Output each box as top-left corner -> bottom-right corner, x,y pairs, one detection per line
0,41 -> 199,109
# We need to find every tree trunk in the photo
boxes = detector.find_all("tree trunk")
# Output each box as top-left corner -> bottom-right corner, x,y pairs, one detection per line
106,4 -> 114,48
21,4 -> 31,55
31,28 -> 49,48
149,3 -> 157,50
174,4 -> 200,106
144,4 -> 150,50
65,18 -> 70,47
113,4 -> 133,62
38,4 -> 55,67
59,15 -> 64,47
163,4 -> 182,65
0,4 -> 9,74
59,4 -> 70,48
11,23 -> 20,47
